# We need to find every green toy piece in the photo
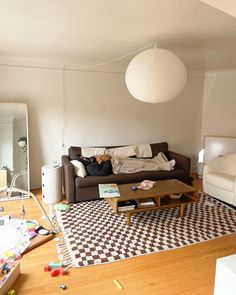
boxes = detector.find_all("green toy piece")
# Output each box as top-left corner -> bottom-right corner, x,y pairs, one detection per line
54,204 -> 70,212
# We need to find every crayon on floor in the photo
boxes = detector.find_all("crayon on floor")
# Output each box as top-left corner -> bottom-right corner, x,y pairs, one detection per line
113,279 -> 123,290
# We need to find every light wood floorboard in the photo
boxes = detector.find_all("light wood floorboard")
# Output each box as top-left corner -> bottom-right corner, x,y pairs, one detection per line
1,176 -> 235,295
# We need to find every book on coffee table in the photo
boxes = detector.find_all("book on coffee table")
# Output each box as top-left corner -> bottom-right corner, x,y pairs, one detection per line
136,198 -> 155,208
99,183 -> 120,198
118,200 -> 136,211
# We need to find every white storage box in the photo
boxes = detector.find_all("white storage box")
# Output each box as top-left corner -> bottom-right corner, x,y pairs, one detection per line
42,164 -> 62,204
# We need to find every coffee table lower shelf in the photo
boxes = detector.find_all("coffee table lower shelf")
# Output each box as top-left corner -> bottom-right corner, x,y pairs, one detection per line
107,193 -> 198,226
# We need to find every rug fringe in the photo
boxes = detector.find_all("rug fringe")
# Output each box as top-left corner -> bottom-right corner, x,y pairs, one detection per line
54,238 -> 73,266
53,211 -> 77,268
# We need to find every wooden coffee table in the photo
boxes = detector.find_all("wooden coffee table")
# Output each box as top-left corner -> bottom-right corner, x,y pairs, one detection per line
106,179 -> 198,225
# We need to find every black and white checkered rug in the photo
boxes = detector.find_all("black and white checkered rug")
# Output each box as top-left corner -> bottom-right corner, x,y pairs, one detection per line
56,195 -> 236,267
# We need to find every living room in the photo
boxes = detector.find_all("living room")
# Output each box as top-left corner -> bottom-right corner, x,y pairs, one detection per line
0,1 -> 236,294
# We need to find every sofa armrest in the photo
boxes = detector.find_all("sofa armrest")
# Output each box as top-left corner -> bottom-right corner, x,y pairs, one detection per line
168,151 -> 191,184
62,155 -> 75,203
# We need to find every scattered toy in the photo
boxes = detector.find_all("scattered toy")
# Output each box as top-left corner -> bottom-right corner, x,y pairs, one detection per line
54,204 -> 70,212
113,279 -> 123,290
44,265 -> 51,272
7,290 -> 15,295
60,284 -> 67,290
51,268 -> 66,277
35,226 -> 50,235
49,261 -> 65,268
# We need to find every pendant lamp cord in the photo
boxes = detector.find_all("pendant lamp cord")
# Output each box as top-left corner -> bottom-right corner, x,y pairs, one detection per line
68,42 -> 157,71
0,42 -> 157,72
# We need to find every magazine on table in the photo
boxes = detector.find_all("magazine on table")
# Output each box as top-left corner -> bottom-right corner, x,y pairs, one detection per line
99,183 -> 120,198
135,180 -> 156,191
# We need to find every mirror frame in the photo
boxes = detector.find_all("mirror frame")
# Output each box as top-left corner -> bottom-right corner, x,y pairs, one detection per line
0,102 -> 30,192
25,103 -> 30,192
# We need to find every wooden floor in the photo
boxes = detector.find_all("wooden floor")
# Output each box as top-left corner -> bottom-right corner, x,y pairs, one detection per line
1,176 -> 236,295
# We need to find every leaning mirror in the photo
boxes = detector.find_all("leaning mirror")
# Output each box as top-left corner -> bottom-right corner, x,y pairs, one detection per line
0,103 -> 29,200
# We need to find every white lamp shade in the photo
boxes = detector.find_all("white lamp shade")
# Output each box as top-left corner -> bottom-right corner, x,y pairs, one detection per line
125,48 -> 187,103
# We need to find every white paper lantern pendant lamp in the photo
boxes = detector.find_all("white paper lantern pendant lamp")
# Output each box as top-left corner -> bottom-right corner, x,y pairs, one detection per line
125,47 -> 187,103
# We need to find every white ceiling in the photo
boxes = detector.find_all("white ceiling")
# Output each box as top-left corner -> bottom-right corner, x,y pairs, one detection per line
0,0 -> 236,71
200,0 -> 236,18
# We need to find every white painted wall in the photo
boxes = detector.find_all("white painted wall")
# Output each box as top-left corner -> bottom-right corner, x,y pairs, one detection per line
201,71 -> 236,144
64,71 -> 204,170
0,65 -> 204,188
0,66 -> 63,188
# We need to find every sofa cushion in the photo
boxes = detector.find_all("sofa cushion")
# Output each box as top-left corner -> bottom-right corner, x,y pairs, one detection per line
71,160 -> 87,177
69,146 -> 83,160
69,142 -> 168,160
206,172 -> 235,192
81,147 -> 106,157
150,142 -> 168,157
134,144 -> 152,158
75,168 -> 186,188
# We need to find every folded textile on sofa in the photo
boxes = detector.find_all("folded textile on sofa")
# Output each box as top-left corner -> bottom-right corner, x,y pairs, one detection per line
135,144 -> 152,158
111,152 -> 175,174
81,147 -> 106,157
105,145 -> 136,158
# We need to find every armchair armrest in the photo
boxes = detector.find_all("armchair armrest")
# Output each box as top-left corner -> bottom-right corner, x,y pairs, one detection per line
203,154 -> 236,175
168,151 -> 191,184
62,155 -> 75,203
203,154 -> 236,195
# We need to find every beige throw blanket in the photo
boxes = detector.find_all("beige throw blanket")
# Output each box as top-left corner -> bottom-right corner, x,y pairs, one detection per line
111,152 -> 175,174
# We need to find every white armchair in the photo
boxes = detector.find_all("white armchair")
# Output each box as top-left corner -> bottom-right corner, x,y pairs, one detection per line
203,153 -> 236,206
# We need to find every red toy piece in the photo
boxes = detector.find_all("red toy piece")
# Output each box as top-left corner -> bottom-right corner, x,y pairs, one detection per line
50,267 -> 66,277
44,265 -> 51,272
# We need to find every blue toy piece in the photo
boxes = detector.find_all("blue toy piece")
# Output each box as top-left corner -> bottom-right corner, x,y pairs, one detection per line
49,261 -> 64,268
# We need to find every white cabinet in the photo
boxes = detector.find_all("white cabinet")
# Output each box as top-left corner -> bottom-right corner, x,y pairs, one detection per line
214,254 -> 236,295
42,164 -> 62,204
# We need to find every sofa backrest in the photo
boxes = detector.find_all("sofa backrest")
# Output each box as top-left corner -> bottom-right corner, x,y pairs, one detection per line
68,142 -> 168,160
150,142 -> 168,157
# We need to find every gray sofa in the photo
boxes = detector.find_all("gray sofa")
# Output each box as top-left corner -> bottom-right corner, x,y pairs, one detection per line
62,142 -> 191,203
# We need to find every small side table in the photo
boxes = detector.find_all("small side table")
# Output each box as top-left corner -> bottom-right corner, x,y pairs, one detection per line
42,164 -> 62,204
214,254 -> 236,295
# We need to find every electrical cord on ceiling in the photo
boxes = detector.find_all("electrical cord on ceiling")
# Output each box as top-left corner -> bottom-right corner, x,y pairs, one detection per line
0,42 -> 157,72
66,42 -> 157,71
